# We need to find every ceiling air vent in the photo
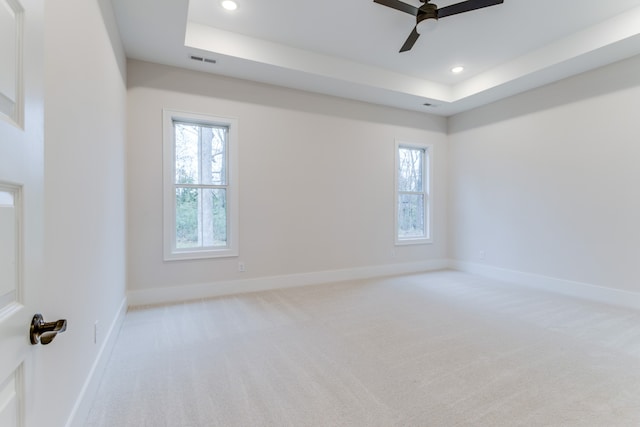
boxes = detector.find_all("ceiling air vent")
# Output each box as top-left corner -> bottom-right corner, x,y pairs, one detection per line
190,55 -> 217,64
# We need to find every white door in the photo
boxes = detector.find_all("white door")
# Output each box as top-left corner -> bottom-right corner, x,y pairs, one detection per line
0,0 -> 48,426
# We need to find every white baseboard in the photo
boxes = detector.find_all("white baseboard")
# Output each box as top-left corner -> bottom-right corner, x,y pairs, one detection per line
65,296 -> 128,427
450,260 -> 640,311
127,259 -> 450,307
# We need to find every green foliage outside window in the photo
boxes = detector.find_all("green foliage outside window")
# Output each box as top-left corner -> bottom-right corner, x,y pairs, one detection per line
174,122 -> 228,248
398,146 -> 427,239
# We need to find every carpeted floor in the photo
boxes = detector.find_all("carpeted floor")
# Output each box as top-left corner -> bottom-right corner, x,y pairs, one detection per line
85,270 -> 640,426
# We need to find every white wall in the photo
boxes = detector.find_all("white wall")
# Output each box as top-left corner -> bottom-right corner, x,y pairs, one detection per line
127,60 -> 448,301
448,54 -> 640,294
43,0 -> 127,425
35,3 -> 640,421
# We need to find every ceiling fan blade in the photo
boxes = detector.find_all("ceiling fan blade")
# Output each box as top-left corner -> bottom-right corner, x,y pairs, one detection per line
373,0 -> 419,16
437,0 -> 503,19
399,26 -> 420,52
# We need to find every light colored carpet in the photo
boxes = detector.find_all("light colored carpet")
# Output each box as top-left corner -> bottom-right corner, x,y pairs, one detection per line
85,271 -> 640,426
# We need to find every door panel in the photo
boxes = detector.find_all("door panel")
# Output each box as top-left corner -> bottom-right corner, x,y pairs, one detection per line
0,366 -> 22,426
0,0 -> 44,425
0,186 -> 19,311
0,0 -> 23,124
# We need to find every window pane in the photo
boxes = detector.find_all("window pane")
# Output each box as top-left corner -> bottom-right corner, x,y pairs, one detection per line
398,194 -> 425,238
176,187 -> 199,248
174,122 -> 227,186
398,147 -> 423,192
175,188 -> 227,249
202,126 -> 227,185
175,123 -> 200,184
205,188 -> 227,247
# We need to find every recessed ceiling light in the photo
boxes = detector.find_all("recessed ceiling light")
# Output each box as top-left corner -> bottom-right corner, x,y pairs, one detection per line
451,66 -> 465,74
221,1 -> 237,11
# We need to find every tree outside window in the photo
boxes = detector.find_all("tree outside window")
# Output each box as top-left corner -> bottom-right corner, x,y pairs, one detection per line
174,122 -> 228,249
396,142 -> 431,244
163,110 -> 238,260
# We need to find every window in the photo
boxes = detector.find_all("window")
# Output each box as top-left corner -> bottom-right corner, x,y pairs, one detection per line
395,141 -> 432,244
163,110 -> 238,260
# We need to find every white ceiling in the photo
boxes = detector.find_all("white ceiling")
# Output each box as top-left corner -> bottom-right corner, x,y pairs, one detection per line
111,0 -> 640,116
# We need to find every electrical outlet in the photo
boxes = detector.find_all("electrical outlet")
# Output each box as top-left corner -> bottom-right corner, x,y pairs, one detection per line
479,250 -> 486,260
238,262 -> 246,272
94,321 -> 99,344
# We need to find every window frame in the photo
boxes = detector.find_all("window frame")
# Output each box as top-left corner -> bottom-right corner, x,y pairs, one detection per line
394,140 -> 433,246
162,109 -> 239,260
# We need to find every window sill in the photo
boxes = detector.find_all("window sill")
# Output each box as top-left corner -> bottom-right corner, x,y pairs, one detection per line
395,238 -> 433,246
164,248 -> 238,261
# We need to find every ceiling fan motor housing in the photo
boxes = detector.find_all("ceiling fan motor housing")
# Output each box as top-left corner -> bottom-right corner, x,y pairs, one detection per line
417,3 -> 438,25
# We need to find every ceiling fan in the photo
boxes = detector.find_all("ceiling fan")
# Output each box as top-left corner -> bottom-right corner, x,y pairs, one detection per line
374,0 -> 504,52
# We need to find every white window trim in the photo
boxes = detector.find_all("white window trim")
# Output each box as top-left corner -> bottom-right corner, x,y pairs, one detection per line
394,140 -> 433,246
162,109 -> 239,260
